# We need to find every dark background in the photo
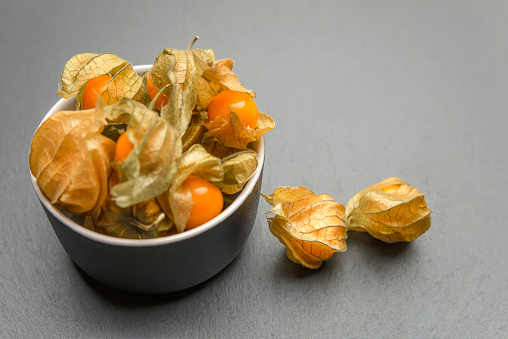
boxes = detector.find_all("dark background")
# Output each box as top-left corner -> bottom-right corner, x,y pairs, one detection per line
1,0 -> 507,337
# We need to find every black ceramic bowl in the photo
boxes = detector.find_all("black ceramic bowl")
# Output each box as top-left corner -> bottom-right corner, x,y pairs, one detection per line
30,65 -> 264,294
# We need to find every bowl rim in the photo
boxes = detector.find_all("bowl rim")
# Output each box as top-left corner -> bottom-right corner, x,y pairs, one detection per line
30,64 -> 265,248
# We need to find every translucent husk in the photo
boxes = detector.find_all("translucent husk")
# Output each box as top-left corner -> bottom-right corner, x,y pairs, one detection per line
29,103 -> 115,215
345,177 -> 432,243
262,187 -> 347,269
109,100 -> 182,208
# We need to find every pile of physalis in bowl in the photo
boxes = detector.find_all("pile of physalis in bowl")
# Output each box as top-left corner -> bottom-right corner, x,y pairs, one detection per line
29,37 -> 274,239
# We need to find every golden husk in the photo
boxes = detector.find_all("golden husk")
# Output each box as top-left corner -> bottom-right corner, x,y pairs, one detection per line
263,187 -> 347,269
110,101 -> 182,208
29,106 -> 115,214
345,177 -> 432,243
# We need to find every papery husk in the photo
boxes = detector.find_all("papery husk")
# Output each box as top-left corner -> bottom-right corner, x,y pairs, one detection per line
216,150 -> 258,194
262,186 -> 316,207
132,71 -> 151,106
263,187 -> 347,269
181,111 -> 207,152
196,78 -> 222,111
102,97 -> 146,124
205,58 -> 255,96
57,53 -> 128,98
192,48 -> 216,64
29,104 -> 115,214
99,63 -> 142,106
159,49 -> 202,137
149,47 -> 215,106
102,125 -> 125,143
75,62 -> 142,110
110,101 -> 182,208
201,140 -> 239,159
193,53 -> 256,111
199,105 -> 238,158
157,144 -> 223,233
149,47 -> 212,136
91,171 -> 166,239
203,110 -> 274,149
345,177 -> 432,243
148,49 -> 175,104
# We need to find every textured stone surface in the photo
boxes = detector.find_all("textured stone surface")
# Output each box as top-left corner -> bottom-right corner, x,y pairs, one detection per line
1,0 -> 507,337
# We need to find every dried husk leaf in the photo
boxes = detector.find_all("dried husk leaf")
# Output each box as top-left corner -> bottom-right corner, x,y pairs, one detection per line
263,187 -> 348,269
92,171 -> 166,239
268,217 -> 336,269
201,140 -> 238,159
102,124 -> 125,143
157,217 -> 176,237
216,150 -> 258,194
57,53 -> 128,98
29,106 -> 115,214
196,77 -> 221,111
75,62 -> 142,110
149,45 -> 212,95
102,97 -> 146,124
132,71 -> 151,106
160,49 -> 202,137
200,108 -> 239,158
149,48 -> 174,101
345,177 -> 432,243
83,215 -> 96,232
110,103 -> 182,208
255,112 -> 276,134
100,63 -> 142,105
181,111 -> 207,152
192,48 -> 216,63
158,144 -> 223,233
193,54 -> 256,100
262,186 -> 316,207
203,110 -> 274,149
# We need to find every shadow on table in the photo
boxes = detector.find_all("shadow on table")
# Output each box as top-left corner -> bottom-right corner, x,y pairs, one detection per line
74,250 -> 242,307
273,231 -> 412,278
273,249 -> 344,279
346,231 -> 412,258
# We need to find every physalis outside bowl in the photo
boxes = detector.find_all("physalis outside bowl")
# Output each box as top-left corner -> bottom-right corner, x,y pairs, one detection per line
29,65 -> 264,294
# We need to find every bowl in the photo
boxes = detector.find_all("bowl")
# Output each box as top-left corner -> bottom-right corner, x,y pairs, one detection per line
30,65 -> 264,294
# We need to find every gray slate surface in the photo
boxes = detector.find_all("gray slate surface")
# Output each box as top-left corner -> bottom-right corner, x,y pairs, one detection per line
1,0 -> 507,337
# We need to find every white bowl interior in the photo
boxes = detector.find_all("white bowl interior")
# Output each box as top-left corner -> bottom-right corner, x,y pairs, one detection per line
30,65 -> 265,247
